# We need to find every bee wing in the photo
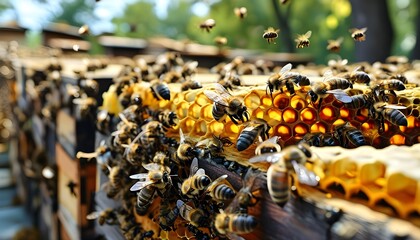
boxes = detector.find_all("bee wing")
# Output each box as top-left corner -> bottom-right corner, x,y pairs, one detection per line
179,128 -> 186,144
352,66 -> 361,73
266,136 -> 280,145
214,82 -> 232,99
143,162 -> 161,171
249,152 -> 283,163
304,30 -> 312,38
336,37 -> 344,43
341,59 -> 348,65
204,90 -> 229,106
130,180 -> 152,191
280,63 -> 292,75
129,173 -> 149,179
323,70 -> 333,80
384,105 -> 407,110
291,161 -> 319,187
196,168 -> 206,176
360,27 -> 367,33
226,233 -> 245,240
349,28 -> 357,33
176,200 -> 192,219
243,168 -> 259,187
86,211 -> 100,220
190,157 -> 199,176
327,90 -> 352,103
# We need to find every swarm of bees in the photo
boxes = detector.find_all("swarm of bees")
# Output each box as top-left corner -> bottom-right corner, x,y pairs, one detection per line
76,49 -> 419,240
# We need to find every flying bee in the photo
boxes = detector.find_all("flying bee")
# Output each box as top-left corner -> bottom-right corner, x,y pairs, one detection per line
249,143 -> 319,207
295,31 -> 312,48
234,7 -> 247,19
225,168 -> 260,214
327,37 -> 343,53
177,128 -> 198,161
86,208 -> 118,226
78,24 -> 89,35
214,36 -> 228,47
214,210 -> 258,237
181,79 -> 202,91
177,200 -> 208,227
342,66 -> 371,85
218,72 -> 242,91
236,118 -> 270,151
150,79 -> 170,100
204,83 -> 249,124
350,27 -> 367,42
255,136 -> 281,155
369,79 -> 405,102
332,122 -> 366,148
199,19 -> 216,32
300,132 -> 337,147
266,63 -> 310,99
308,71 -> 353,108
262,27 -> 279,44
181,158 -> 211,197
206,174 -> 235,202
371,102 -> 407,132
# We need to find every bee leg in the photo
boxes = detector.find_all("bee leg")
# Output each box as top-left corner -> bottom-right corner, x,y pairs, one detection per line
230,115 -> 239,125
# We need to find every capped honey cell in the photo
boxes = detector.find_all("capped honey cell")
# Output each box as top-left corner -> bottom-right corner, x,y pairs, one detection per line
319,106 -> 337,122
196,92 -> 212,106
200,103 -> 214,121
184,91 -> 198,102
208,120 -> 225,135
244,91 -> 261,110
188,103 -> 201,119
179,116 -> 196,134
273,93 -> 290,109
359,162 -> 386,186
192,119 -> 208,136
300,107 -> 318,125
282,107 -> 298,123
172,92 -> 184,105
176,101 -> 190,119
290,95 -> 307,111
387,173 -> 417,206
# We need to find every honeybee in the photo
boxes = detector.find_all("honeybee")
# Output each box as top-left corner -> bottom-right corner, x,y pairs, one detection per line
195,135 -> 233,158
218,72 -> 242,91
369,79 -> 405,101
300,132 -> 337,147
72,97 -> 97,119
308,71 -> 353,108
177,200 -> 208,227
262,27 -> 279,44
105,166 -> 125,199
236,118 -> 270,151
129,162 -> 170,192
204,83 -> 249,124
341,66 -> 371,84
159,201 -> 179,231
386,55 -> 409,65
150,79 -> 170,100
371,102 -> 407,132
206,174 -> 235,202
234,7 -> 247,19
78,24 -> 89,35
255,136 -> 281,155
350,27 -> 367,42
343,93 -> 373,109
138,121 -> 165,149
225,168 -> 260,214
96,109 -> 113,135
214,36 -> 228,47
148,109 -> 178,131
199,19 -> 216,32
327,58 -> 349,73
326,37 -> 343,53
266,63 -> 310,98
185,223 -> 211,240
181,79 -> 203,91
181,158 -> 211,197
332,122 -> 366,148
388,74 -> 408,84
181,61 -> 199,78
177,129 -> 198,161
295,31 -> 312,48
249,143 -> 319,207
86,208 -> 118,226
214,210 -> 258,237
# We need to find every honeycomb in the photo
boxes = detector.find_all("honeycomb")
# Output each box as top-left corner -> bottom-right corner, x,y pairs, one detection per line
101,74 -> 420,221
